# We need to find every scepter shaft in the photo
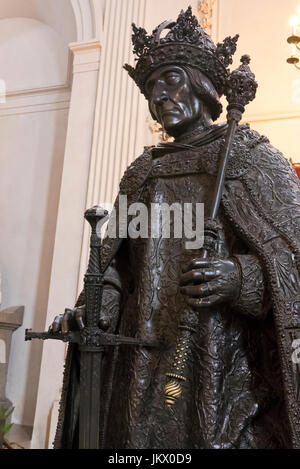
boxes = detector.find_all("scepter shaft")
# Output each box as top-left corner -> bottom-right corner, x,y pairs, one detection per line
165,56 -> 258,407
165,117 -> 240,406
210,119 -> 238,221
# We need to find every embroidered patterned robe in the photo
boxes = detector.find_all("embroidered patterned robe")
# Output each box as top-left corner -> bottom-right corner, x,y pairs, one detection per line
54,124 -> 300,449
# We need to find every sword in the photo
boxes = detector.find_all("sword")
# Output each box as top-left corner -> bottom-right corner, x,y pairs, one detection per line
164,56 -> 258,406
25,206 -> 157,449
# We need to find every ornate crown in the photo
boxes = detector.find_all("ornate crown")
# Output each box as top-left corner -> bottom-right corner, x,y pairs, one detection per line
124,6 -> 239,97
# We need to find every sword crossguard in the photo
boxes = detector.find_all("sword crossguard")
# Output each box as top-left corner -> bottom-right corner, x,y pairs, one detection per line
25,328 -> 158,349
25,329 -> 80,344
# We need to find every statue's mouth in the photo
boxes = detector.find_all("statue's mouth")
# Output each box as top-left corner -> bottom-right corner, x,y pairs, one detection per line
161,109 -> 181,117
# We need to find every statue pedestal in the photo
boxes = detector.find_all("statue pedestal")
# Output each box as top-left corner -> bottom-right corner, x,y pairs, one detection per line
0,306 -> 24,410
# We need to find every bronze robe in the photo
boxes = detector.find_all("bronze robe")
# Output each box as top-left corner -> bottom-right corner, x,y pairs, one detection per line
54,124 -> 300,449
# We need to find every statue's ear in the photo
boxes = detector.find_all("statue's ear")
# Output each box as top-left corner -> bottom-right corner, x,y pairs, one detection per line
147,100 -> 160,124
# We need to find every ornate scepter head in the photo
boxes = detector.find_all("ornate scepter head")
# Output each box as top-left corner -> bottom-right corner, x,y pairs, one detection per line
225,55 -> 258,123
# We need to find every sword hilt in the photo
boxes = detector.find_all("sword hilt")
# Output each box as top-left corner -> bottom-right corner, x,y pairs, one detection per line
25,329 -> 80,343
25,205 -> 160,352
83,206 -> 108,331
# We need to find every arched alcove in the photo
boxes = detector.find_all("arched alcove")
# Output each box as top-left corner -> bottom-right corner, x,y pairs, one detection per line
0,1 -> 103,94
0,17 -> 70,93
0,0 -> 104,47
0,0 -> 77,45
0,0 -> 80,93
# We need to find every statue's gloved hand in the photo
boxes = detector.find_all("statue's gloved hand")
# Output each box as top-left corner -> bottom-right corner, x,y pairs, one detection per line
180,258 -> 241,310
48,286 -> 121,334
48,305 -> 86,333
98,285 -> 121,333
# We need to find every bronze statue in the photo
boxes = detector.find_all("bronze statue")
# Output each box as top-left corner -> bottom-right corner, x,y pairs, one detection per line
28,7 -> 300,449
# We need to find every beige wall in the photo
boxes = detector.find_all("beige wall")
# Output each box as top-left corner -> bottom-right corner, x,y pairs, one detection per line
0,7 -> 76,426
215,0 -> 300,162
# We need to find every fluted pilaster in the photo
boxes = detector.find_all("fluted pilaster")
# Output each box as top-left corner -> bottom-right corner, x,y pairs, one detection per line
77,0 -> 149,288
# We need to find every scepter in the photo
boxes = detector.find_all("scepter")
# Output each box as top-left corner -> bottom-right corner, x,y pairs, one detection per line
164,55 -> 258,406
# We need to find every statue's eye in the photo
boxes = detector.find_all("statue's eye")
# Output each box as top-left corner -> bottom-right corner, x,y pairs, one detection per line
164,72 -> 181,85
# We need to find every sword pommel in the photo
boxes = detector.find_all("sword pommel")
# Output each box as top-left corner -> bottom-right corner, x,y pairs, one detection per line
84,206 -> 108,242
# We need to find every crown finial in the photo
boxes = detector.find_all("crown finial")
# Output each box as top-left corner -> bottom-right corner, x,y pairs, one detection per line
241,54 -> 251,65
216,34 -> 239,67
131,23 -> 151,57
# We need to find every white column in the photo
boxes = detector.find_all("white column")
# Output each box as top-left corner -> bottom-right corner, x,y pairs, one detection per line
77,0 -> 150,288
31,39 -> 101,449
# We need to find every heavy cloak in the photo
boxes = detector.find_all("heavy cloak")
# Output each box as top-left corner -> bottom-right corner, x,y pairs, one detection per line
53,124 -> 300,449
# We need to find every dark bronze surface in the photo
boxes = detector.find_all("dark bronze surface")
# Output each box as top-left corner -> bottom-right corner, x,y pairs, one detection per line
26,7 -> 300,449
164,54 -> 258,407
26,207 -> 158,449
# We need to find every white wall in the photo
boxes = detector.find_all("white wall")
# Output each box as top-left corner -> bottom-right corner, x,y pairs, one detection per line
215,0 -> 300,162
0,10 -> 75,426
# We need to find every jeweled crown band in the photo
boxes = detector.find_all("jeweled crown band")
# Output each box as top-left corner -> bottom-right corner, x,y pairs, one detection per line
125,43 -> 228,97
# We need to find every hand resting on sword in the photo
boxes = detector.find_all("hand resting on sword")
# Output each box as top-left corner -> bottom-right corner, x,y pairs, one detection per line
48,285 -> 121,334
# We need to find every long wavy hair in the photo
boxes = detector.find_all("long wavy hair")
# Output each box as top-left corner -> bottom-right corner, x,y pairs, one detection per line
181,65 -> 223,121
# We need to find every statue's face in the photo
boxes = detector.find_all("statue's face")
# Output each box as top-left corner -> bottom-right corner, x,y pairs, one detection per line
145,65 -> 208,137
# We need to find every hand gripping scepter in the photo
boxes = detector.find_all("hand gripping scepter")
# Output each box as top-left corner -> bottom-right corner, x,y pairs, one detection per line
26,206 -> 157,449
164,56 -> 258,406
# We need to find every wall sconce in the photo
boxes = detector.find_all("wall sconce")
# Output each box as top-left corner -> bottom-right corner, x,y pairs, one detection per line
287,10 -> 300,69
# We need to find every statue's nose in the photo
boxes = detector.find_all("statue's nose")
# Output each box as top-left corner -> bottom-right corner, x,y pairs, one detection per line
152,82 -> 169,107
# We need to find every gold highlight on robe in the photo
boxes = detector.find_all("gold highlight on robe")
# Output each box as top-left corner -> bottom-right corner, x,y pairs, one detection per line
165,327 -> 191,407
287,7 -> 300,69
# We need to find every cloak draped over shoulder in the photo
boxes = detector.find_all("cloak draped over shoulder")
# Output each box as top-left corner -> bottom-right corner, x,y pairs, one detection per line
54,124 -> 300,449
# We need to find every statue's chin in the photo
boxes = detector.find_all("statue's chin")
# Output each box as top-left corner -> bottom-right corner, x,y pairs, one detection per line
164,121 -> 195,138
159,111 -> 211,138
164,116 -> 212,138
162,118 -> 192,137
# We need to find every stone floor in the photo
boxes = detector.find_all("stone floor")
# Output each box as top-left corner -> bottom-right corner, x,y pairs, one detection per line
5,424 -> 32,449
